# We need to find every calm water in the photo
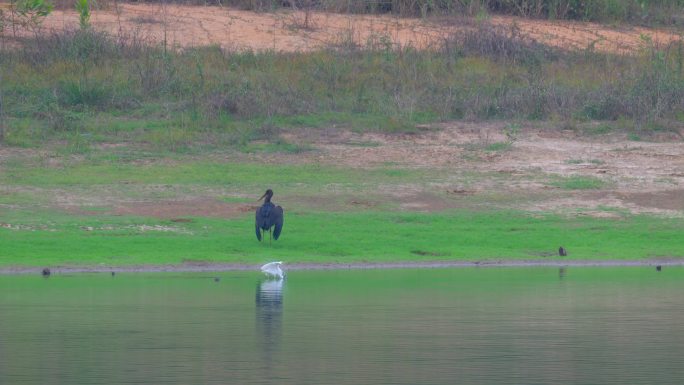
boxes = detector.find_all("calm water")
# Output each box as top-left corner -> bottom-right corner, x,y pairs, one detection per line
1,267 -> 683,385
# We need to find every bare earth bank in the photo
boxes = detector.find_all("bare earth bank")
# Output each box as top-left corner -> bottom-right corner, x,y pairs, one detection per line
2,259 -> 682,275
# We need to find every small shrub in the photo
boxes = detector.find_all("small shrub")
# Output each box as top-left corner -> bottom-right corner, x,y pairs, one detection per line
61,132 -> 92,155
14,0 -> 53,30
38,103 -> 84,131
445,23 -> 557,64
582,123 -> 614,135
75,0 -> 90,29
58,80 -> 114,109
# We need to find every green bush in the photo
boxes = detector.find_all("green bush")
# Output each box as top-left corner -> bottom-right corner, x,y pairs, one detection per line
58,80 -> 113,109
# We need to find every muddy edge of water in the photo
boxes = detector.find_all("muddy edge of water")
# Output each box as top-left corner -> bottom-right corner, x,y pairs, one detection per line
1,259 -> 683,275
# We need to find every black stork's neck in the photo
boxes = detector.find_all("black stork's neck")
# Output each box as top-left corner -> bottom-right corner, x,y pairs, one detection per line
260,189 -> 274,204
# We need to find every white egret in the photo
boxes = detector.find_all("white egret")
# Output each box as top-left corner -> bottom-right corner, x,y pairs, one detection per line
260,261 -> 284,279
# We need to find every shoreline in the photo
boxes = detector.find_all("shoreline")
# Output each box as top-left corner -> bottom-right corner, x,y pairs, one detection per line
1,259 -> 682,275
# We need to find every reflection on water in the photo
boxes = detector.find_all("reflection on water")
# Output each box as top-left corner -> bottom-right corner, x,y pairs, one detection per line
1,268 -> 684,385
558,266 -> 567,279
255,279 -> 284,366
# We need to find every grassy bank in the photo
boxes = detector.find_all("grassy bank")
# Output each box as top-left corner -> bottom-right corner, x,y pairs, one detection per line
1,15 -> 682,269
1,153 -> 682,268
1,209 -> 682,267
1,25 -> 683,151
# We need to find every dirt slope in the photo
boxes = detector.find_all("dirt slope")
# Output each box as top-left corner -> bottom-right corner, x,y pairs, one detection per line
11,3 -> 682,53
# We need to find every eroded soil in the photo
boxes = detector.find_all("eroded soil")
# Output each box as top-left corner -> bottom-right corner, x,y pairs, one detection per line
107,198 -> 256,219
9,3 -> 682,53
276,123 -> 684,216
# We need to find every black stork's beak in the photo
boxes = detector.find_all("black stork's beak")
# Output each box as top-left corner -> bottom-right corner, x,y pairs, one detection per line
258,189 -> 272,201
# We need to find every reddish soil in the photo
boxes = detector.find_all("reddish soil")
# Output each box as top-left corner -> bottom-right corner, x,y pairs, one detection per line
108,198 -> 256,219
7,3 -> 682,53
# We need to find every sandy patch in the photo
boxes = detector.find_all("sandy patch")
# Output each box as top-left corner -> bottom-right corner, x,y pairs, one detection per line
8,3 -> 681,54
284,122 -> 684,215
617,190 -> 684,211
296,123 -> 683,184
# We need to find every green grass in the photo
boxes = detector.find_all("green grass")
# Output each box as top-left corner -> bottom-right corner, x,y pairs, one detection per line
565,159 -> 605,165
240,140 -> 314,154
0,209 -> 681,267
550,175 -> 606,190
485,141 -> 513,152
0,159 -> 430,189
565,159 -> 606,166
0,150 -> 679,268
345,140 -> 381,147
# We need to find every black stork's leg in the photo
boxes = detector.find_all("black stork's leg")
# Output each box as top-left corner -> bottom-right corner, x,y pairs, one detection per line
269,228 -> 272,245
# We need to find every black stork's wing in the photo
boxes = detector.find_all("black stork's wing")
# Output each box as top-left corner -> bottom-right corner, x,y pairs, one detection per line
255,207 -> 263,241
272,205 -> 284,240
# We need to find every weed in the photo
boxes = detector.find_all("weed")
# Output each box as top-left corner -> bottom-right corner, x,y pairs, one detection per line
583,123 -> 614,135
241,138 -> 314,154
485,141 -> 513,152
142,127 -> 195,152
565,159 -> 605,165
503,122 -> 521,143
345,140 -> 381,147
2,28 -> 684,151
75,0 -> 90,29
60,132 -> 93,155
551,175 -> 606,190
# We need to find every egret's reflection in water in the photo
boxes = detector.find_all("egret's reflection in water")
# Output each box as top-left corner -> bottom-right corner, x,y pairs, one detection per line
255,279 -> 284,367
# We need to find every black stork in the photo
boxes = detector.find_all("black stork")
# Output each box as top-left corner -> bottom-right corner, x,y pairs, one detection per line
255,189 -> 284,243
